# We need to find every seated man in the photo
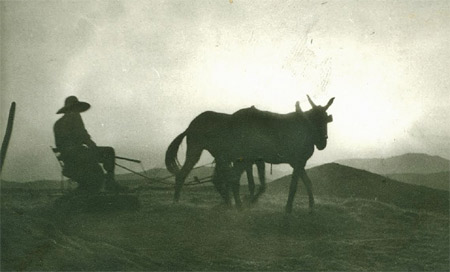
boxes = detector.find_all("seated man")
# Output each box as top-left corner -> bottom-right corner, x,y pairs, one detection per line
53,95 -> 126,192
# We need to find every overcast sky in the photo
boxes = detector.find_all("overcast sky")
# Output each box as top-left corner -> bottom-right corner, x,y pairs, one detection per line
1,0 -> 449,181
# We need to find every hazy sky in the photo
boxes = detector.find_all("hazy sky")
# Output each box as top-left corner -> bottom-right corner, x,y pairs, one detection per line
1,0 -> 449,181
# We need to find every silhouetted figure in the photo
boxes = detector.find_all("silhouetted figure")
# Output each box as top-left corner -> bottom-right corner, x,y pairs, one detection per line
166,95 -> 334,213
53,96 -> 126,192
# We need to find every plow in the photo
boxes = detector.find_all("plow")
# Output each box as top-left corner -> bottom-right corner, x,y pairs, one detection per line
52,155 -> 216,212
114,158 -> 215,189
51,149 -> 216,194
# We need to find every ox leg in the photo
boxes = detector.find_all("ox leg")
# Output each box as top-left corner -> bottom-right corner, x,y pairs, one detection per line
252,160 -> 266,202
223,166 -> 234,207
299,169 -> 315,211
246,164 -> 255,198
174,146 -> 202,202
231,163 -> 245,209
285,167 -> 300,214
214,159 -> 234,206
213,162 -> 230,204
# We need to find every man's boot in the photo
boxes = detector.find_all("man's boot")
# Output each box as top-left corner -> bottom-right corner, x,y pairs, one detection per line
105,173 -> 128,192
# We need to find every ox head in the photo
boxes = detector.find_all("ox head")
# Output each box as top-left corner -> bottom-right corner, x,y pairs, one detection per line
296,95 -> 334,150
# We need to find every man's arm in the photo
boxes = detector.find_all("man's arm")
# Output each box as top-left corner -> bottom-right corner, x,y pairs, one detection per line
73,113 -> 97,148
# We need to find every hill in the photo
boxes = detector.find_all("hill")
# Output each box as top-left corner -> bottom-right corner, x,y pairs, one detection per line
1,164 -> 276,191
116,167 -> 172,181
387,172 -> 449,191
2,165 -> 449,270
2,173 -> 449,271
0,167 -> 449,271
268,163 -> 449,214
336,153 -> 449,175
1,179 -> 62,191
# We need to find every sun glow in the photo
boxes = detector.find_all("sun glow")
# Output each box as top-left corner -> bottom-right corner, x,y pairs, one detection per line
329,90 -> 422,152
191,45 -> 422,154
191,47 -> 327,114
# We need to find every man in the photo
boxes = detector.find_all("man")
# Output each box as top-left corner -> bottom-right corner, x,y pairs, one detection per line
54,95 -> 126,192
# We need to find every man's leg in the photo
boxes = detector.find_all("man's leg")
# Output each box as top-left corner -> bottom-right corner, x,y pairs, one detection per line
96,146 -> 115,180
68,147 -> 104,192
96,146 -> 127,192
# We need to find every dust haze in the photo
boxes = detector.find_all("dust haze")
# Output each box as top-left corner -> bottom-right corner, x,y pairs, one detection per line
1,0 -> 449,181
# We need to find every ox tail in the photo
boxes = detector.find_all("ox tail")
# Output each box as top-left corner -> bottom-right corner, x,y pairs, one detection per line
165,131 -> 187,174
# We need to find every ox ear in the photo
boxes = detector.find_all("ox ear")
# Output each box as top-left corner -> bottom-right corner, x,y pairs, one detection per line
327,114 -> 333,122
324,97 -> 335,110
295,101 -> 303,113
307,95 -> 317,108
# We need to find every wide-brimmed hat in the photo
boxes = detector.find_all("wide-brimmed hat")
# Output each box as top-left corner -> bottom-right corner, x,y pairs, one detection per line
56,96 -> 91,114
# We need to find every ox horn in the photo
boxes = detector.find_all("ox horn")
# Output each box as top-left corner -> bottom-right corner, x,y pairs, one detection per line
295,101 -> 303,113
307,95 -> 317,108
324,97 -> 335,110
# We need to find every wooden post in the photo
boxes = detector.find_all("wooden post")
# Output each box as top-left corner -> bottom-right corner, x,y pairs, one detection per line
0,102 -> 16,175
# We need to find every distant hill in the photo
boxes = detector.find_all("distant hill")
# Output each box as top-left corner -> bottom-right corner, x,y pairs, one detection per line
336,153 -> 449,175
387,172 -> 449,191
116,166 -> 213,183
115,167 -> 174,182
1,179 -> 62,190
268,163 -> 449,214
2,164 -> 276,191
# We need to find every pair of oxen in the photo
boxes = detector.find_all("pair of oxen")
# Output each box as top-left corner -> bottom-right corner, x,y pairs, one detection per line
165,95 -> 334,213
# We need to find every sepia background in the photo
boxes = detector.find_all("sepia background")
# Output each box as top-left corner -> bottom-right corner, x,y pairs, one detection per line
1,1 -> 449,180
1,1 -> 449,271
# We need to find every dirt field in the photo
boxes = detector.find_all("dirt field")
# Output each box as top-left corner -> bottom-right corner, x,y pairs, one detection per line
1,184 -> 448,271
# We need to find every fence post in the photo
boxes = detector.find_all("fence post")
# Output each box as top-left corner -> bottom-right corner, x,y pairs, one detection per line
0,102 -> 16,175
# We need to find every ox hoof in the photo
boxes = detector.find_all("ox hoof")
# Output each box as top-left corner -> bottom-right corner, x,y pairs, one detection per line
212,203 -> 231,211
285,205 -> 293,214
242,194 -> 253,203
